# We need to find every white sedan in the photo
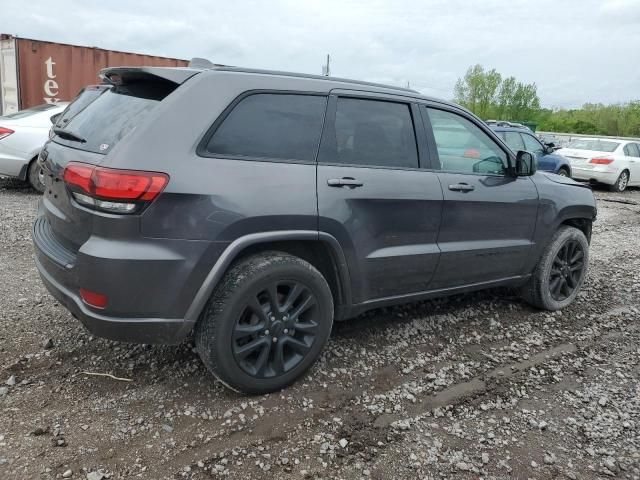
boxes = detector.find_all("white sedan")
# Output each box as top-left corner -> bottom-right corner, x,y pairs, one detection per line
0,102 -> 69,192
556,138 -> 640,192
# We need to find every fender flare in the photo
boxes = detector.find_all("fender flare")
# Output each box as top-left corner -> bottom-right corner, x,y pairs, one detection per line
184,230 -> 352,323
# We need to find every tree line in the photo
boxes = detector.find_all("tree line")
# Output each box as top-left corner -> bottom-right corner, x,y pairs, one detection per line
453,64 -> 640,138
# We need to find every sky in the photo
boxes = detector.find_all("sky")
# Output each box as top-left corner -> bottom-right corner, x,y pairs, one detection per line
2,0 -> 639,108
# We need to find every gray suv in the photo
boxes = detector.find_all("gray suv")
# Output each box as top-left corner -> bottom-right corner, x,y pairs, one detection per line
33,65 -> 597,393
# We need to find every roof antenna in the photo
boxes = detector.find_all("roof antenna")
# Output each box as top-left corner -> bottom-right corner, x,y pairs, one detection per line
189,57 -> 215,69
321,54 -> 330,77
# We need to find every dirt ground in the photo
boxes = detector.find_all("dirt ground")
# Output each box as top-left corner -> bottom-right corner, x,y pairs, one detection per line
0,178 -> 638,480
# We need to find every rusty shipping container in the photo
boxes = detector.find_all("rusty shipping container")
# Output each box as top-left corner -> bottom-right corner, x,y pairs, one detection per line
0,34 -> 188,115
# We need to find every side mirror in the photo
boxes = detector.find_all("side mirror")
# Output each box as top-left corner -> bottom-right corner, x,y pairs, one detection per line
515,150 -> 536,176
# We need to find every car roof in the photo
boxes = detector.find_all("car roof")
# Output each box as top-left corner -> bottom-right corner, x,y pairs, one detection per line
101,64 -> 464,112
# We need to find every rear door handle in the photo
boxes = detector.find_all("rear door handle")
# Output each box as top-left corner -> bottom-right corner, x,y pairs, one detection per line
327,177 -> 363,188
448,183 -> 475,192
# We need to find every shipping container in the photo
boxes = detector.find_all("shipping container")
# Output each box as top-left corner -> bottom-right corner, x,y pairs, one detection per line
0,35 -> 188,115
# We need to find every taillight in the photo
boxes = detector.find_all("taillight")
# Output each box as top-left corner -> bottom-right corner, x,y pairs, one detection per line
0,127 -> 14,140
463,149 -> 481,159
63,162 -> 169,214
589,157 -> 614,165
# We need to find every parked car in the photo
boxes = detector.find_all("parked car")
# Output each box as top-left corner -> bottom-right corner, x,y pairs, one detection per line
33,65 -> 597,393
0,102 -> 68,191
487,121 -> 572,176
556,138 -> 640,192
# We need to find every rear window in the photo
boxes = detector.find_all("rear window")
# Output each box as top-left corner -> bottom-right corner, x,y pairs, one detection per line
2,103 -> 58,119
204,93 -> 327,162
566,139 -> 620,152
55,85 -> 111,127
54,80 -> 175,154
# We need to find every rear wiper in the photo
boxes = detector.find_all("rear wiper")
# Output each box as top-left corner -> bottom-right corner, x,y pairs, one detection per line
52,127 -> 87,143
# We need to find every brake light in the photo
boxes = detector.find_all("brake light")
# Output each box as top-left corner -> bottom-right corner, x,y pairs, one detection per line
463,149 -> 481,159
79,288 -> 108,309
0,127 -> 14,140
63,162 -> 169,214
589,157 -> 614,165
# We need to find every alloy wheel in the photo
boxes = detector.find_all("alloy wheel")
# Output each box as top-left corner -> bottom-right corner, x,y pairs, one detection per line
618,172 -> 629,191
232,281 -> 319,378
549,240 -> 585,301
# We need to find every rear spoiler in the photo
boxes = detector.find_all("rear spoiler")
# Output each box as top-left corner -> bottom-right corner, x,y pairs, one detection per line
99,67 -> 201,86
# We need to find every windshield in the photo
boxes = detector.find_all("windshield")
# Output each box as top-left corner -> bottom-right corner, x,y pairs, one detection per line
53,80 -> 175,154
2,103 -> 59,120
566,139 -> 620,152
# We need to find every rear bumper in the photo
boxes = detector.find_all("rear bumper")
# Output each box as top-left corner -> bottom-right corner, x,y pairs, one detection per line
0,148 -> 29,178
571,167 -> 619,185
32,214 -> 218,344
35,255 -> 194,344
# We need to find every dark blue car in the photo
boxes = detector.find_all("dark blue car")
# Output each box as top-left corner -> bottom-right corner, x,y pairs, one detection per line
487,121 -> 572,176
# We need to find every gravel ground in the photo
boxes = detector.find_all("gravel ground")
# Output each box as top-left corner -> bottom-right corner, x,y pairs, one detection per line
0,177 -> 639,480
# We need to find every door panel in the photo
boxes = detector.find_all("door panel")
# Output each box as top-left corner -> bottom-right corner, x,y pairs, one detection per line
422,106 -> 539,288
318,166 -> 443,302
431,173 -> 538,288
317,94 -> 443,303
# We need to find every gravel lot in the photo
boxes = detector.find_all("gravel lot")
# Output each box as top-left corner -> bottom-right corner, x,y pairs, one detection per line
0,178 -> 639,480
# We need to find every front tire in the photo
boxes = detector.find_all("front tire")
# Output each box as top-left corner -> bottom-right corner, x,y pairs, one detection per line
610,170 -> 629,192
27,158 -> 46,193
556,167 -> 570,177
195,251 -> 334,394
521,226 -> 589,311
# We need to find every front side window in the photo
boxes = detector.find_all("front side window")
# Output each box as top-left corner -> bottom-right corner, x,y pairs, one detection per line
205,94 -> 327,162
426,108 -> 507,175
502,131 -> 525,151
522,133 -> 545,155
320,97 -> 419,169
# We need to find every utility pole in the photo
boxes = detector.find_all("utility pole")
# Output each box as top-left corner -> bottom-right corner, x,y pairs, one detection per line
322,54 -> 330,76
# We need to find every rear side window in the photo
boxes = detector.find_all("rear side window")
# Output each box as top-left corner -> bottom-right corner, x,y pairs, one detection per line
502,131 -> 525,151
205,94 -> 327,162
55,80 -> 176,154
624,143 -> 640,157
319,97 -> 418,169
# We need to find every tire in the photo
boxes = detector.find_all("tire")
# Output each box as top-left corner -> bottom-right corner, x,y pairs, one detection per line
195,251 -> 334,394
556,167 -> 570,177
521,226 -> 589,311
610,170 -> 629,192
27,158 -> 46,193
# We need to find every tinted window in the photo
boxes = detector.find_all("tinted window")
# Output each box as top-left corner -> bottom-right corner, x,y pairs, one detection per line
624,143 -> 640,157
55,85 -> 111,127
56,80 -> 176,154
320,98 -> 418,168
502,131 -> 525,151
206,94 -> 326,162
522,133 -> 545,155
427,108 -> 507,174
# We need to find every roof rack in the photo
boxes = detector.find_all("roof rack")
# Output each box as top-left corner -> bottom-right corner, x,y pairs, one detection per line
189,62 -> 419,94
486,120 -> 526,128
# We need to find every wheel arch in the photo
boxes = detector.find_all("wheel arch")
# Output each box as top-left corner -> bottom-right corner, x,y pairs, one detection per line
185,231 -> 352,323
560,217 -> 592,243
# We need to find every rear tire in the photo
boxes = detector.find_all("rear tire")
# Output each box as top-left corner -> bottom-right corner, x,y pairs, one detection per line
610,170 -> 629,192
195,251 -> 334,394
521,226 -> 589,311
27,158 -> 46,193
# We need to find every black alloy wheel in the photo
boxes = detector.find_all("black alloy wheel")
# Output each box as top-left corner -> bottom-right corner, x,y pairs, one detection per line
548,239 -> 585,301
232,281 -> 319,378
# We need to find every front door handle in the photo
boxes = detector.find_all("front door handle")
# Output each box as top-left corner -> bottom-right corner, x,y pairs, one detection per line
448,183 -> 475,192
327,177 -> 364,188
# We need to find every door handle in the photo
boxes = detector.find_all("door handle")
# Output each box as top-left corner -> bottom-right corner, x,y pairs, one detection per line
327,177 -> 363,188
448,183 -> 475,192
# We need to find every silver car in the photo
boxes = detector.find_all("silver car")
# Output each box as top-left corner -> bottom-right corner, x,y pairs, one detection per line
0,102 -> 68,191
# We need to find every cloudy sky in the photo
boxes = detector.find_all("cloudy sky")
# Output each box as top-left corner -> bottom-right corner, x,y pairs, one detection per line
2,0 -> 639,108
